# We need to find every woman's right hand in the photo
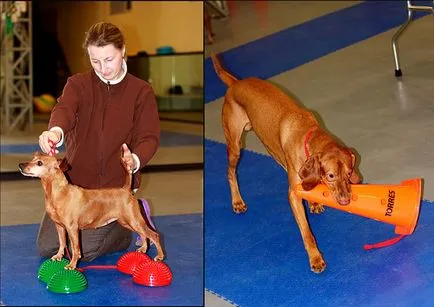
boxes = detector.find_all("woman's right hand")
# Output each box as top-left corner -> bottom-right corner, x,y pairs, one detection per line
39,130 -> 61,155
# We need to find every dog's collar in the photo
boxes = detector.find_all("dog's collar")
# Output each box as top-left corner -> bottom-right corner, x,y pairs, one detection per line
304,127 -> 315,159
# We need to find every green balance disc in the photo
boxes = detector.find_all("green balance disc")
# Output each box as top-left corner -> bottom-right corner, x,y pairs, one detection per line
37,258 -> 87,294
38,258 -> 71,283
47,269 -> 87,294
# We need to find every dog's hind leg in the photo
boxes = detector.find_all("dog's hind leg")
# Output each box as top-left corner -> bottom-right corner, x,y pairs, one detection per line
120,217 -> 164,261
135,198 -> 156,246
222,97 -> 250,213
137,228 -> 164,261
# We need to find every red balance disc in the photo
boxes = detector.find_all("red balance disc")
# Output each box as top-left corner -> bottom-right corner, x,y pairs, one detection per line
133,261 -> 173,287
117,251 -> 152,275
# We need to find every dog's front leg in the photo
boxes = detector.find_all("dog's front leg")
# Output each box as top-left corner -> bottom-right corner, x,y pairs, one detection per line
51,224 -> 67,261
288,186 -> 326,273
64,226 -> 81,270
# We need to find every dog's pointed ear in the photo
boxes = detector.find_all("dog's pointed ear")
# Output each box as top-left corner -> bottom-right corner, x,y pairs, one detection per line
298,154 -> 321,191
57,158 -> 69,172
349,150 -> 361,184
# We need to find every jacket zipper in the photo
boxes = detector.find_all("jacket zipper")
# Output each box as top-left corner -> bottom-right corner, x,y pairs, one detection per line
100,81 -> 110,178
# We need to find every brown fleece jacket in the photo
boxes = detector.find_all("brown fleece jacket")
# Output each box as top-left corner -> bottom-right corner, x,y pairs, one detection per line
49,70 -> 160,190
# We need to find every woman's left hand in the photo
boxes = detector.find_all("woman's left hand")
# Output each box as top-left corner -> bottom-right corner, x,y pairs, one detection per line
122,143 -> 135,172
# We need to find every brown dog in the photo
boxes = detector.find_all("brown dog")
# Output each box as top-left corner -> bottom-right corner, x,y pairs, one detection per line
19,151 -> 164,270
210,53 -> 361,273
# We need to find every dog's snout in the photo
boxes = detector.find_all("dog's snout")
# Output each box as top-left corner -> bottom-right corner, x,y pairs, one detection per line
337,189 -> 351,206
338,197 -> 350,206
18,163 -> 25,171
337,188 -> 352,205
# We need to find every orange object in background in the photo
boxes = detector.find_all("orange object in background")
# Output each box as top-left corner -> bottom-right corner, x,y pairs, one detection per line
295,178 -> 423,235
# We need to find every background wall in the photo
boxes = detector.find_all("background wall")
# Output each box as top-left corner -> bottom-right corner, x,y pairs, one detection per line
55,1 -> 203,74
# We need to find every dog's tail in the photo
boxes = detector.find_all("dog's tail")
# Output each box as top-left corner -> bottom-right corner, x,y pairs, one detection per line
120,147 -> 132,190
210,52 -> 238,87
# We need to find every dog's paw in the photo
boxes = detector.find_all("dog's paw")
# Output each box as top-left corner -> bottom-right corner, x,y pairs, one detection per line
50,254 -> 64,261
232,201 -> 247,214
137,246 -> 148,254
310,256 -> 326,274
309,202 -> 325,214
64,263 -> 76,270
153,254 -> 164,262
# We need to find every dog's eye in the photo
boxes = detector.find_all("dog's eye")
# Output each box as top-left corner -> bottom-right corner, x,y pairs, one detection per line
326,173 -> 335,181
37,161 -> 43,166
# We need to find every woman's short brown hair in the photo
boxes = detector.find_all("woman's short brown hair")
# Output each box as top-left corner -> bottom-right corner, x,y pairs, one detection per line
83,22 -> 125,51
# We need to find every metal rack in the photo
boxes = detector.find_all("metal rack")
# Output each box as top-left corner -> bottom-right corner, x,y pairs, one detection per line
1,1 -> 33,134
392,0 -> 433,77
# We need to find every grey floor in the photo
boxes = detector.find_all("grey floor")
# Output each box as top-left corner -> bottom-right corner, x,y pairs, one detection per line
205,1 -> 433,306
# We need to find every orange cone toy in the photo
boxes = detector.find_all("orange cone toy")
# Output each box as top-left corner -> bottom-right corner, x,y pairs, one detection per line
295,178 -> 422,235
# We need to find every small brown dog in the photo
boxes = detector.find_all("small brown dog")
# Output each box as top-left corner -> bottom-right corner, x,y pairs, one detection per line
211,53 -> 361,273
19,151 -> 164,270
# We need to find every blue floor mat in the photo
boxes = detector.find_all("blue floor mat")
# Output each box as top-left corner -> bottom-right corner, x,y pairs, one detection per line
205,139 -> 434,307
1,214 -> 203,306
